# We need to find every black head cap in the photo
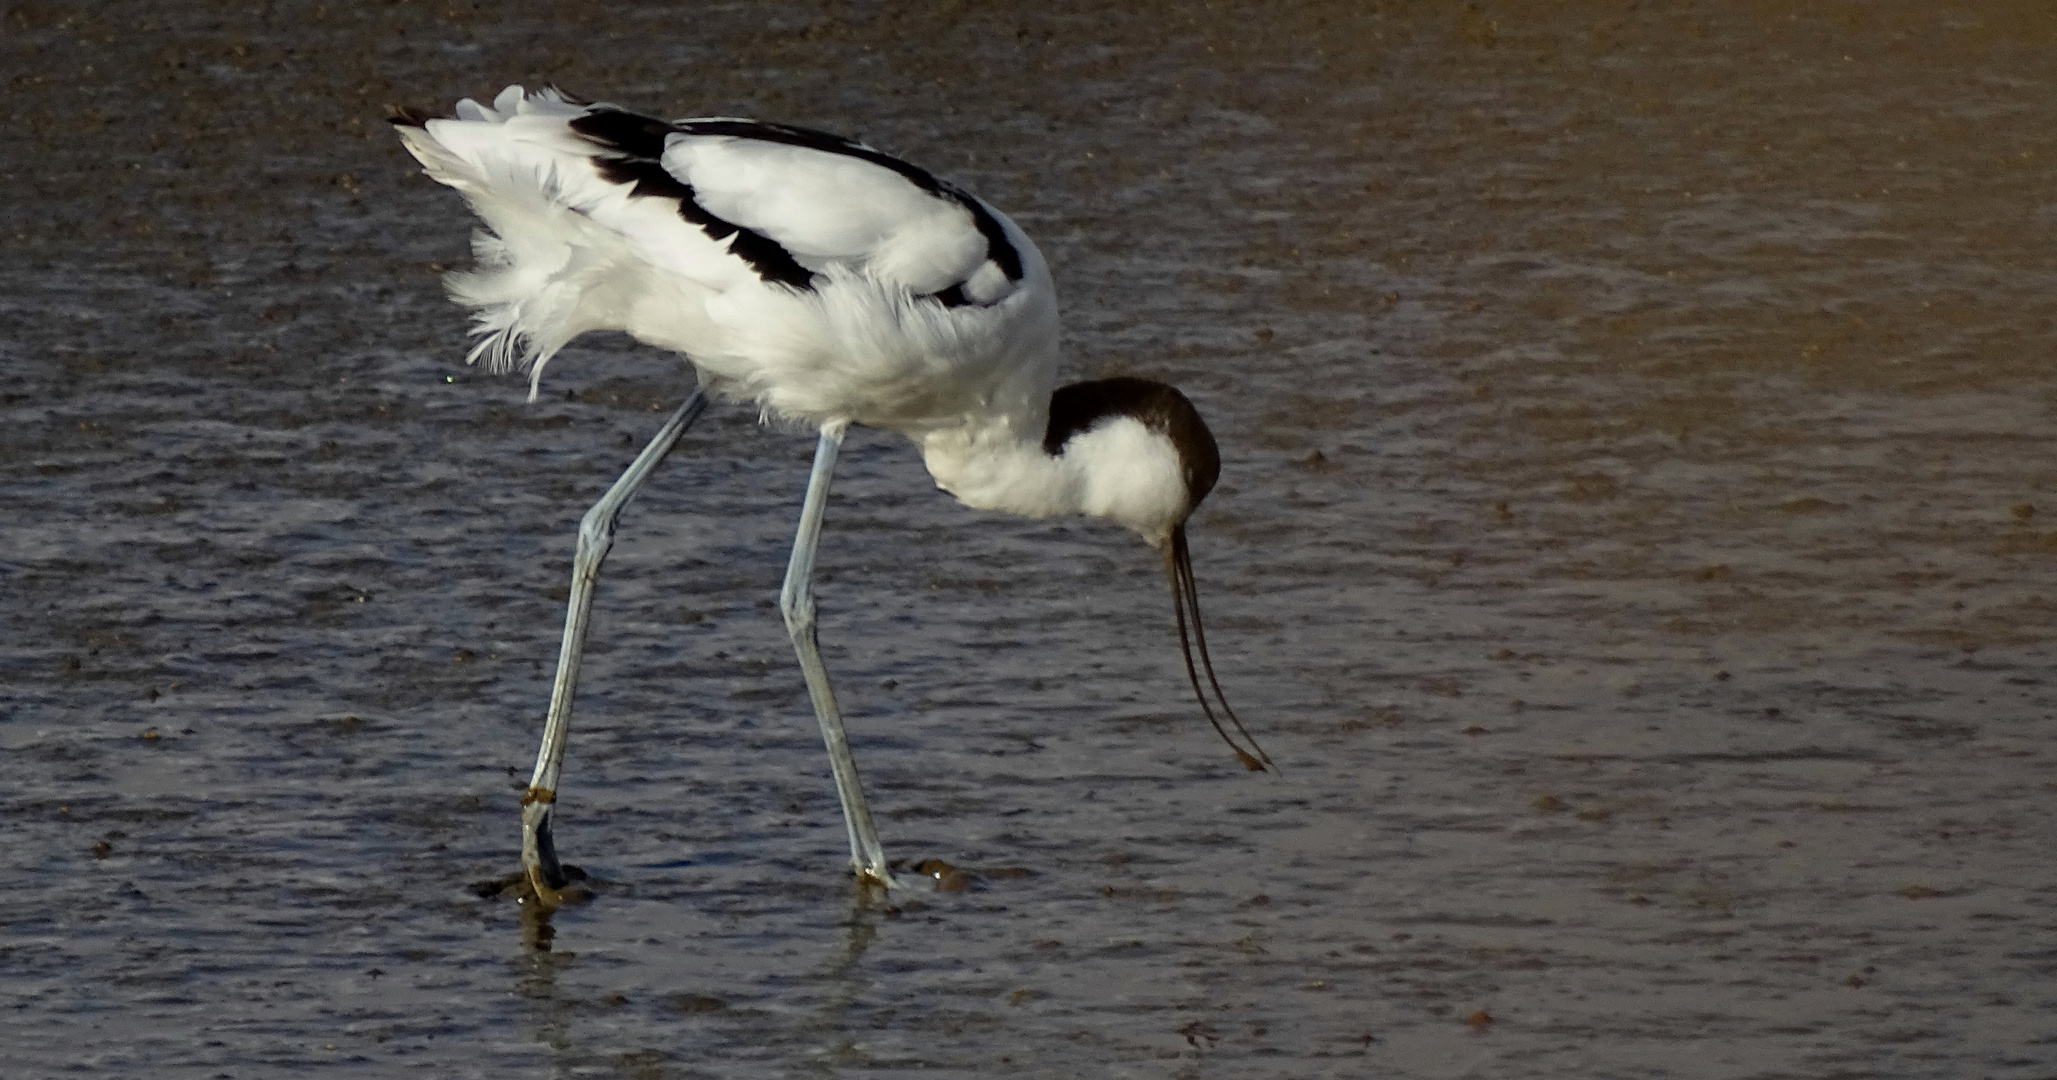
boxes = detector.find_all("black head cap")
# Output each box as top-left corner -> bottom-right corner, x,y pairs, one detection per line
1044,377 -> 1221,514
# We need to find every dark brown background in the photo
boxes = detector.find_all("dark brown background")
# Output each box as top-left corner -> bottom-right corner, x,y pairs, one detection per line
4,2 -> 2055,1076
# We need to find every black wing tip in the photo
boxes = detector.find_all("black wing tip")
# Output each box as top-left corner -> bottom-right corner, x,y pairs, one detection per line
386,104 -> 442,128
570,108 -> 678,160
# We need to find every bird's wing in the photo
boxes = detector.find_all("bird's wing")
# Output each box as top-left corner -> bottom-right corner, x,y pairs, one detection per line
393,87 -> 1048,413
569,112 -> 1023,305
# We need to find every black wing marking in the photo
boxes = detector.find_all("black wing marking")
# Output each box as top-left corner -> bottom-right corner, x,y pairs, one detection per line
569,107 -> 1023,301
568,107 -> 674,159
569,109 -> 816,290
676,118 -> 1025,286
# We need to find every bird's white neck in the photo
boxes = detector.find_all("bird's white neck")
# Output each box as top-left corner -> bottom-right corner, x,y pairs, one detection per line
916,378 -> 1215,548
918,419 -> 1078,518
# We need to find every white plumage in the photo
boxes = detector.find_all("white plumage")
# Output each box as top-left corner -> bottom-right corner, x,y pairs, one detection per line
391,85 -> 1267,899
394,87 -> 1053,439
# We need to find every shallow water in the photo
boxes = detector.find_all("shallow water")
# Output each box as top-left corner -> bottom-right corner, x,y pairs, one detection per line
4,2 -> 2057,1076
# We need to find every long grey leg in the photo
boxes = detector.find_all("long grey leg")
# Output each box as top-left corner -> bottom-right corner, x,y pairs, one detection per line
523,390 -> 709,900
780,425 -> 895,887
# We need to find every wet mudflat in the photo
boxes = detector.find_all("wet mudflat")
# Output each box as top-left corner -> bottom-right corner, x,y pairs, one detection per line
4,2 -> 2057,1076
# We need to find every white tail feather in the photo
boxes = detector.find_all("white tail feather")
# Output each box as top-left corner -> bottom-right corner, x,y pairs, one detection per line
395,86 -> 627,400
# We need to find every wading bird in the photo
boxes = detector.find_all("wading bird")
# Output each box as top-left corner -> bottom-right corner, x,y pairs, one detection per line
390,86 -> 1269,902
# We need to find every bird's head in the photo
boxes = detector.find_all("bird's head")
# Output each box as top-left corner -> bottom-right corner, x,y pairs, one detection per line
1044,378 -> 1273,772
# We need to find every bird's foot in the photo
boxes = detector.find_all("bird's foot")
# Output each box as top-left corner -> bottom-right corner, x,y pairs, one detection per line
905,858 -> 968,892
854,862 -> 898,894
868,860 -> 1034,917
516,790 -> 587,906
520,860 -> 593,909
888,858 -> 1034,894
464,794 -> 596,911
469,862 -> 592,909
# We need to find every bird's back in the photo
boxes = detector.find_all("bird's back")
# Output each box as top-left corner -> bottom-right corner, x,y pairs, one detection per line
392,86 -> 1059,435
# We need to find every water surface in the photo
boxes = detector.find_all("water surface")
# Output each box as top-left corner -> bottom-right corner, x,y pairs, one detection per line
3,3 -> 2055,1076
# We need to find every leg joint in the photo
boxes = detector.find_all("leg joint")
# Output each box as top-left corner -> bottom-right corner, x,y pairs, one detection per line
779,587 -> 815,637
575,503 -> 617,560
